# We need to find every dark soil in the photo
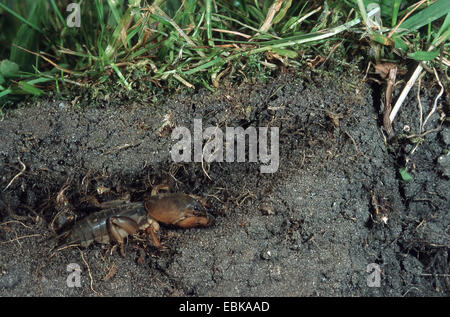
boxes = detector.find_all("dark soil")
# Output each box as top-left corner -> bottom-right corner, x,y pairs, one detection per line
0,69 -> 448,296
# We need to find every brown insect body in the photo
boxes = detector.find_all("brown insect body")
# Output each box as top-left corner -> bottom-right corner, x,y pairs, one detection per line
144,193 -> 213,228
64,202 -> 152,248
57,190 -> 213,255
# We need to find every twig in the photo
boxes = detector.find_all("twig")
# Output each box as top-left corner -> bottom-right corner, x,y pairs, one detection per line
13,44 -> 76,75
389,43 -> 437,123
173,73 -> 194,89
384,65 -> 398,138
41,74 -> 86,87
389,65 -> 424,123
417,72 -> 425,132
3,156 -> 26,192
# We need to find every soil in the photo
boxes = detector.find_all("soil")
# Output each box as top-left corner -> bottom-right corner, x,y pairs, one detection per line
0,69 -> 448,296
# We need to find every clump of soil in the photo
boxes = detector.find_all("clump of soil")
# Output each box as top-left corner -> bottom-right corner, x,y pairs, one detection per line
0,69 -> 448,296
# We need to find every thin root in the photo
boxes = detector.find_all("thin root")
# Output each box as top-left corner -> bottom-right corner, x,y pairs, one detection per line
103,264 -> 118,281
0,233 -> 41,245
3,156 -> 26,192
80,249 -> 102,296
0,220 -> 33,230
422,67 -> 444,130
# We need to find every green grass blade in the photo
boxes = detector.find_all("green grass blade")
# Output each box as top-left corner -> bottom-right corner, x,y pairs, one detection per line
105,6 -> 133,59
49,0 -> 66,26
397,0 -> 450,34
9,1 -> 43,71
94,0 -> 105,32
0,2 -> 42,33
432,25 -> 450,47
107,0 -> 122,24
27,77 -> 55,85
435,12 -> 450,41
206,0 -> 214,47
273,0 -> 292,25
185,5 -> 380,76
408,49 -> 441,61
18,80 -> 44,96
110,63 -> 131,90
0,88 -> 13,98
391,0 -> 402,27
0,60 -> 20,78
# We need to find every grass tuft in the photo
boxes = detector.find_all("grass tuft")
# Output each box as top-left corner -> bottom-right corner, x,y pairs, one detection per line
0,0 -> 447,105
